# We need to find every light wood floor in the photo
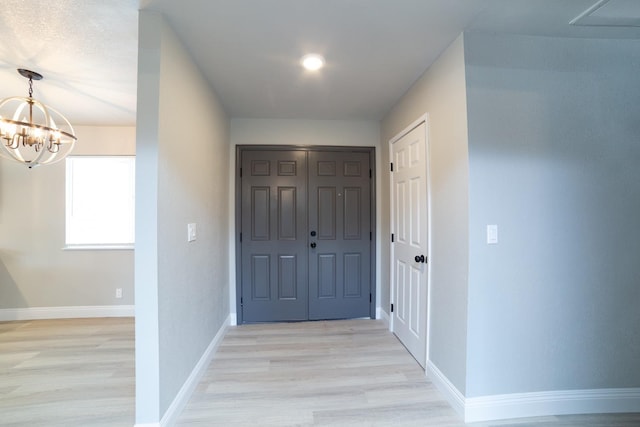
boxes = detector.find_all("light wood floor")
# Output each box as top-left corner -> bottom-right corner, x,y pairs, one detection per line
1,317 -> 639,426
176,320 -> 640,427
0,317 -> 135,427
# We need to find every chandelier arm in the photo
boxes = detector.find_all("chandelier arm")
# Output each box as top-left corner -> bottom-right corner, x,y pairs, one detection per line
37,138 -> 76,165
3,133 -> 19,149
28,141 -> 49,166
0,117 -> 77,141
10,134 -> 21,149
0,139 -> 26,163
47,140 -> 60,154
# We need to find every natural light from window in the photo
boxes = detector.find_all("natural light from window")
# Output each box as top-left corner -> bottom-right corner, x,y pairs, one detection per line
65,156 -> 135,248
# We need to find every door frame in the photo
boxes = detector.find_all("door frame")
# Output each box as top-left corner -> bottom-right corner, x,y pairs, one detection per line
235,145 -> 377,324
388,114 -> 432,368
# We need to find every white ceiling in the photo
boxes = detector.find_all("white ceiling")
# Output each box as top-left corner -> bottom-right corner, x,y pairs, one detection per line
1,0 -> 639,126
0,0 -> 138,125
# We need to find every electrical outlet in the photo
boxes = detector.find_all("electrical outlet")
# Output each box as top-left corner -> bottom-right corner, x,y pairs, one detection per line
115,288 -> 123,299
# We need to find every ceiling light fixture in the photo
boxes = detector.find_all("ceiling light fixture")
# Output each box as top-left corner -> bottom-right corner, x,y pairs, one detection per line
0,69 -> 77,168
301,54 -> 325,71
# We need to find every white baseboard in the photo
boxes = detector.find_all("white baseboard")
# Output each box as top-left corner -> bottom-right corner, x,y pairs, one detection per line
377,307 -> 390,327
158,314 -> 231,427
229,312 -> 237,326
465,387 -> 640,423
427,360 -> 465,417
427,360 -> 640,423
0,305 -> 135,321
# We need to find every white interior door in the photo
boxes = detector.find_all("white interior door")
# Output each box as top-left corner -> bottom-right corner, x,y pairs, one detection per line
390,119 -> 429,368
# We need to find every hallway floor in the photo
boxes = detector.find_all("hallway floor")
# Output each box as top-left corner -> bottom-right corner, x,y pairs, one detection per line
176,319 -> 640,427
1,317 -> 638,426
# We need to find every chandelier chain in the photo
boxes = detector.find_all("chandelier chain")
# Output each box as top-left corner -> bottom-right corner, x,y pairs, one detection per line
28,76 -> 33,98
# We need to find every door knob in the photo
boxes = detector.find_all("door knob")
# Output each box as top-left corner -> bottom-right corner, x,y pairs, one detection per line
310,242 -> 317,248
310,231 -> 316,236
414,254 -> 426,263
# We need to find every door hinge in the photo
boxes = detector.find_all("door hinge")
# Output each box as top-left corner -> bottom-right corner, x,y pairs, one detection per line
390,162 -> 393,172
391,303 -> 394,313
239,167 -> 242,177
240,297 -> 243,305
370,231 -> 372,241
369,169 -> 372,178
391,233 -> 394,243
239,232 -> 242,242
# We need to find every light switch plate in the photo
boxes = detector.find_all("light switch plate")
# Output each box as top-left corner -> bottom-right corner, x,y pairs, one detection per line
487,224 -> 498,244
188,223 -> 197,242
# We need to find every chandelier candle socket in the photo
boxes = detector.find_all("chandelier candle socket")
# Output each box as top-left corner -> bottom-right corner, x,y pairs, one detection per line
0,69 -> 77,168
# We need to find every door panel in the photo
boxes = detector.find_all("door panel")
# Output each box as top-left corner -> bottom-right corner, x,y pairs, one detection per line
308,151 -> 371,320
278,255 -> 297,299
241,150 -> 308,322
390,122 -> 429,368
239,148 -> 373,323
278,187 -> 297,240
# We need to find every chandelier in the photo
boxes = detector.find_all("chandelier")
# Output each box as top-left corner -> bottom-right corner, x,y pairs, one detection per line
0,69 -> 77,168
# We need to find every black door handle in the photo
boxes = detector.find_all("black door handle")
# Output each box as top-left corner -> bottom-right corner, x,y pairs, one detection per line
310,231 -> 316,236
310,242 -> 317,248
414,254 -> 426,263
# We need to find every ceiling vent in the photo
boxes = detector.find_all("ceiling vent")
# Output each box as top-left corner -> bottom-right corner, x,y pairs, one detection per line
570,0 -> 640,27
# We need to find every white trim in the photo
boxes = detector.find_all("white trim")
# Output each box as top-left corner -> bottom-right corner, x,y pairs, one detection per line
569,0 -> 609,26
134,424 -> 160,427
377,307 -> 390,328
465,387 -> 640,423
427,360 -> 466,418
423,115 -> 433,368
0,305 -> 135,321
389,113 -> 429,145
158,314 -> 231,427
229,312 -> 237,326
427,360 -> 640,423
63,244 -> 134,251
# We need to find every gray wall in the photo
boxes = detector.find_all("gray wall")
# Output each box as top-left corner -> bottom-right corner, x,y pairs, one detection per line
381,34 -> 470,394
0,126 -> 135,311
136,11 -> 230,423
464,32 -> 640,397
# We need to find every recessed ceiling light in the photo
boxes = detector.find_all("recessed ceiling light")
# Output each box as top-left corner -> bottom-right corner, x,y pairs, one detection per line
301,54 -> 325,71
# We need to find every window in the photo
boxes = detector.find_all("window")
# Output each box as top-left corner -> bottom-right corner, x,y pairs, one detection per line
65,156 -> 135,248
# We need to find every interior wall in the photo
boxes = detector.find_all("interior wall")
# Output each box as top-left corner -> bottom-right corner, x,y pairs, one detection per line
0,125 -> 135,312
136,11 -> 230,423
228,118 -> 381,322
464,32 -> 640,397
380,34 -> 470,394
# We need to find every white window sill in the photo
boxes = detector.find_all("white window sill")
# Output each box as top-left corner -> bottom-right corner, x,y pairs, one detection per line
63,244 -> 134,251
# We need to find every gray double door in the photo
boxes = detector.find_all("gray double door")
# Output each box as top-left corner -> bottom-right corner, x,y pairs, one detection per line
238,147 -> 373,323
